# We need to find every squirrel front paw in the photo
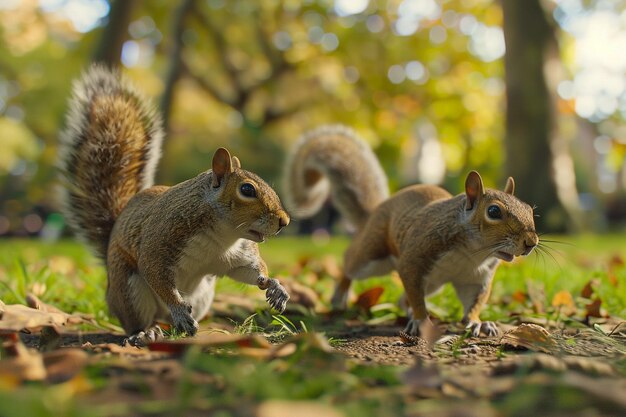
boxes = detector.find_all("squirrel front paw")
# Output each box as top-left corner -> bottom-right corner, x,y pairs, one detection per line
169,303 -> 199,337
403,317 -> 434,337
124,325 -> 164,347
258,277 -> 290,313
465,320 -> 499,337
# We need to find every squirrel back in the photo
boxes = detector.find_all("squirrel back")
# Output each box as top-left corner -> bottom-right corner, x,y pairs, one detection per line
58,65 -> 164,259
282,125 -> 389,230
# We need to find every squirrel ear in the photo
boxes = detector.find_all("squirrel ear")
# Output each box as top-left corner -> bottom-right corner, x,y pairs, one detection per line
212,147 -> 233,188
231,156 -> 241,169
504,176 -> 515,195
465,171 -> 485,211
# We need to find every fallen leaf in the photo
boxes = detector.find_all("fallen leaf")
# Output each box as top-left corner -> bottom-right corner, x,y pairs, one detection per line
280,280 -> 319,309
580,279 -> 598,299
551,290 -> 576,316
25,294 -> 65,314
585,298 -> 605,319
43,348 -> 89,383
355,287 -> 384,311
321,256 -> 342,280
0,302 -> 84,332
511,290 -> 527,303
0,336 -> 46,382
500,323 -> 557,353
86,343 -> 157,357
257,400 -> 345,417
239,343 -> 297,359
147,333 -> 271,354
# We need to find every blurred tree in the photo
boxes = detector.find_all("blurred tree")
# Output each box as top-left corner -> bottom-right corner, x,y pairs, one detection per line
92,0 -> 137,67
2,0 -> 621,236
501,0 -> 580,232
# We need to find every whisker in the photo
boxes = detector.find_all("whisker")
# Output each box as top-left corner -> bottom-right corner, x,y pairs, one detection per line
535,244 -> 563,271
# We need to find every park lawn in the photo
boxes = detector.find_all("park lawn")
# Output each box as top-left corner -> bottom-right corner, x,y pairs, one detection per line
0,234 -> 625,417
2,233 -> 625,322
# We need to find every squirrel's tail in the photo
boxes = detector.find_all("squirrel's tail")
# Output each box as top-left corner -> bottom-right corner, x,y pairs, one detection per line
58,65 -> 164,259
282,125 -> 389,230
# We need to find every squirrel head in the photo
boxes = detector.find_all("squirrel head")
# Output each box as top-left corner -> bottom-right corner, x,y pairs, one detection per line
211,148 -> 289,243
463,171 -> 538,262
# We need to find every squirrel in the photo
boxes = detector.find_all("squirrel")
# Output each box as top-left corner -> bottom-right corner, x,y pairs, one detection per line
58,65 -> 290,345
283,125 -> 538,337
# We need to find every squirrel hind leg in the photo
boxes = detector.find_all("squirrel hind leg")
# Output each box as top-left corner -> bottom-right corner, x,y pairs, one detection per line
330,275 -> 352,311
106,256 -> 162,336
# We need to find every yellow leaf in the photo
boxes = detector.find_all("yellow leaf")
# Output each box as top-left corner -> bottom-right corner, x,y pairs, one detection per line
551,290 -> 575,309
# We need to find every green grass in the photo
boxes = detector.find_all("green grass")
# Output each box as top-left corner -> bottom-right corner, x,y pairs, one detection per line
0,234 -> 625,417
0,234 -> 625,324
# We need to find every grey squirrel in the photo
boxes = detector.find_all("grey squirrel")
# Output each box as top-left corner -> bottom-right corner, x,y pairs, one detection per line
283,125 -> 538,337
58,65 -> 290,345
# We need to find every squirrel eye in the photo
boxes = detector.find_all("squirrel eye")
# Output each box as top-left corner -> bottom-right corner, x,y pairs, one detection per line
487,205 -> 502,220
240,183 -> 256,198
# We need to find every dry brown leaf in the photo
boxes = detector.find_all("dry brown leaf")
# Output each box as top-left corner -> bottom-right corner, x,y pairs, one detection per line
43,348 -> 89,383
580,279 -> 597,299
147,333 -> 271,354
500,323 -> 557,353
585,298 -> 605,319
321,256 -> 342,280
0,302 -> 84,332
280,280 -> 319,309
25,294 -> 65,314
355,286 -> 384,311
86,342 -> 157,357
0,336 -> 46,383
258,400 -> 345,417
239,343 -> 297,359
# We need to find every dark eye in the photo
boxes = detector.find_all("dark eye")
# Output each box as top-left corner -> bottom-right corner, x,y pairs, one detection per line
487,205 -> 502,219
240,183 -> 256,198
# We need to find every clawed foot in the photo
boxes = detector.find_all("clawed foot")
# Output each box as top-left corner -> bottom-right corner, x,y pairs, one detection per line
403,317 -> 434,336
124,325 -> 164,347
465,320 -> 498,337
258,277 -> 289,313
169,303 -> 199,337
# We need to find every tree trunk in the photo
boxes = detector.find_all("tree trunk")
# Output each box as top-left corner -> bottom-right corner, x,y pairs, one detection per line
501,0 -> 578,232
92,0 -> 138,67
160,0 -> 195,134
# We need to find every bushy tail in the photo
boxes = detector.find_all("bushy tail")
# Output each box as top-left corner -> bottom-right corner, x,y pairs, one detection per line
57,65 -> 164,259
282,125 -> 389,230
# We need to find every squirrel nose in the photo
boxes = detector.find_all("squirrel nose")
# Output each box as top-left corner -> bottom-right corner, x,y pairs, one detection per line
277,212 -> 290,231
523,234 -> 538,255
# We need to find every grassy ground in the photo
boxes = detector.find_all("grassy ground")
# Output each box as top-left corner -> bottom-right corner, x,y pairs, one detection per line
0,234 -> 625,416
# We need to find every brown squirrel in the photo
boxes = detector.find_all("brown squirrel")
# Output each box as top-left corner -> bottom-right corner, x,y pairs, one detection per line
58,65 -> 290,345
283,125 -> 538,337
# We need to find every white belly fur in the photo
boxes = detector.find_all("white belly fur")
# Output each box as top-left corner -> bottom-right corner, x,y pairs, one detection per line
423,248 -> 498,295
